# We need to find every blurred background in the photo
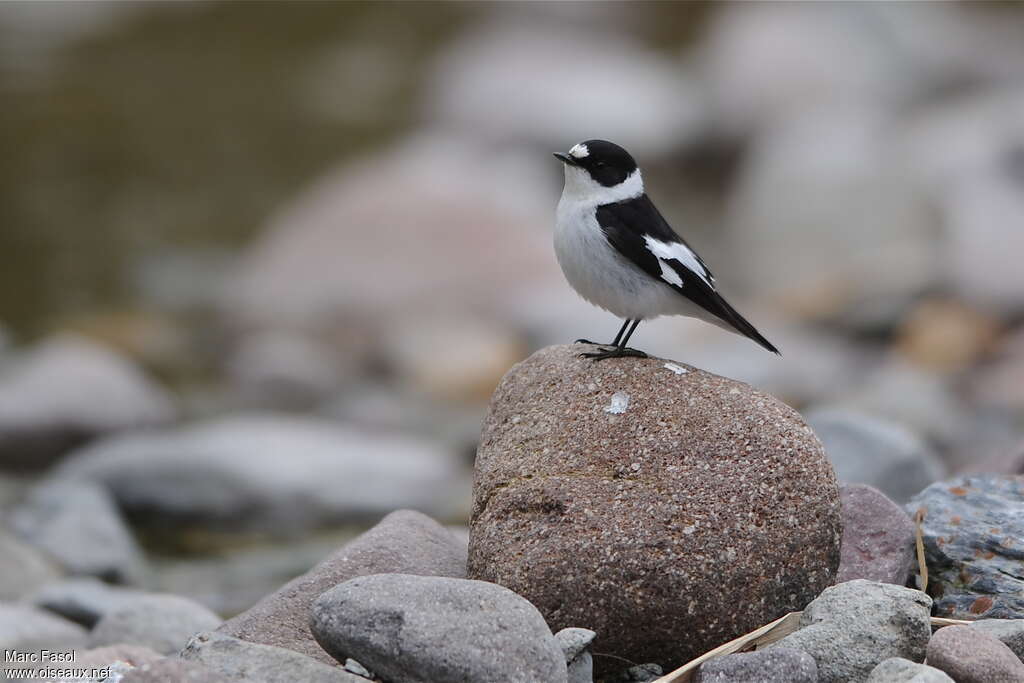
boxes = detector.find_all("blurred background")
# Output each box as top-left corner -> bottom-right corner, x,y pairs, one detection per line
2,1 -> 1024,616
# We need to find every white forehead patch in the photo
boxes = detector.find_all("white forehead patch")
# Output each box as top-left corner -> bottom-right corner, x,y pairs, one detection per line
569,143 -> 589,159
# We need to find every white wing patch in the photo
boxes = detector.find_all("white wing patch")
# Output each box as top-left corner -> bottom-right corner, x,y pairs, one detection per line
643,236 -> 714,288
569,143 -> 589,159
656,259 -> 683,287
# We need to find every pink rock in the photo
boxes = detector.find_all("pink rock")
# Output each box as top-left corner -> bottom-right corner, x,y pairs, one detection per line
838,484 -> 916,585
927,624 -> 1024,683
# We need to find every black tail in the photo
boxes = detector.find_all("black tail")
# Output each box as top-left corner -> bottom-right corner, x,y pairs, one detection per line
713,297 -> 781,356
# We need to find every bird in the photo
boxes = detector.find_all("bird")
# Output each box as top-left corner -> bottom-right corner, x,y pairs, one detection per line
553,139 -> 779,361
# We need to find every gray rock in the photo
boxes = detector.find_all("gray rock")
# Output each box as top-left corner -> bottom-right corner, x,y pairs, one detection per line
609,663 -> 663,682
311,573 -> 567,683
147,533 -> 355,617
924,95 -> 1024,315
866,657 -> 953,682
181,630 -> 366,683
343,658 -> 373,679
0,334 -> 174,469
0,530 -> 62,601
555,628 -> 595,683
55,414 -> 466,533
838,484 -> 916,585
808,409 -> 945,504
119,658 -> 230,683
0,603 -> 88,651
555,627 -> 596,664
90,594 -> 222,654
833,360 -> 970,446
696,648 -> 817,683
699,4 -> 932,135
11,479 -> 146,583
469,345 -> 841,674
219,509 -> 467,663
771,580 -> 932,683
926,624 -> 1024,683
226,331 -> 341,411
906,475 -> 1024,618
30,577 -> 147,628
566,652 -> 593,683
969,618 -> 1024,661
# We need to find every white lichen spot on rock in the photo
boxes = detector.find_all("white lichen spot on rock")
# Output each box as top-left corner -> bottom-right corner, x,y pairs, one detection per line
605,392 -> 630,414
663,362 -> 688,375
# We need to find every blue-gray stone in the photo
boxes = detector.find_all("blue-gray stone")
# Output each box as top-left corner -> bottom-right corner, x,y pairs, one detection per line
906,475 -> 1024,619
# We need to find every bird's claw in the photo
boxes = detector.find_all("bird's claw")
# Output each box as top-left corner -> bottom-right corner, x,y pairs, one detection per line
579,347 -> 648,361
574,338 -> 597,344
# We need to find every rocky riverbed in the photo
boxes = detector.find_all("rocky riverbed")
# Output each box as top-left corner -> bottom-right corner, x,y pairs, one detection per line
3,3 -> 1024,682
1,345 -> 1023,683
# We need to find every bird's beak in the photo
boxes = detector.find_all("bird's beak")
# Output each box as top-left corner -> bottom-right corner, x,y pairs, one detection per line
553,152 -> 578,167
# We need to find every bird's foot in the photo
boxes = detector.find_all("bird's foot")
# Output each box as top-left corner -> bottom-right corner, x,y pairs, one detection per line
579,347 -> 648,361
574,338 -> 597,345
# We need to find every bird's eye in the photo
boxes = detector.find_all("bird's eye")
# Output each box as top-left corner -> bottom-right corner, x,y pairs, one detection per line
595,161 -> 607,168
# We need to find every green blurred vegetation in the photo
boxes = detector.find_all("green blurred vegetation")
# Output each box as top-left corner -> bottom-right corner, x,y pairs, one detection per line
0,1 -> 710,339
0,1 -> 475,336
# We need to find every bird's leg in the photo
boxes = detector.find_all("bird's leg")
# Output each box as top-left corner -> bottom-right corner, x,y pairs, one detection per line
610,319 -> 631,346
580,320 -> 648,361
575,319 -> 632,347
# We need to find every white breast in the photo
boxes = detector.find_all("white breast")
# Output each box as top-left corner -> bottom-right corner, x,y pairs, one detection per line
554,199 -> 685,320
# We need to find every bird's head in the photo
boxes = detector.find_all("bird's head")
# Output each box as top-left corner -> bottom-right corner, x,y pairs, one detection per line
554,139 -> 642,203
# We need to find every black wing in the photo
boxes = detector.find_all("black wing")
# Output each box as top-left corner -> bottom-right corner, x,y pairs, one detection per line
596,195 -> 779,354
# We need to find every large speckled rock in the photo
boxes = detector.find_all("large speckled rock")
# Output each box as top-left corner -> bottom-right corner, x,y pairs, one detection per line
468,345 -> 841,672
906,475 -> 1024,618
